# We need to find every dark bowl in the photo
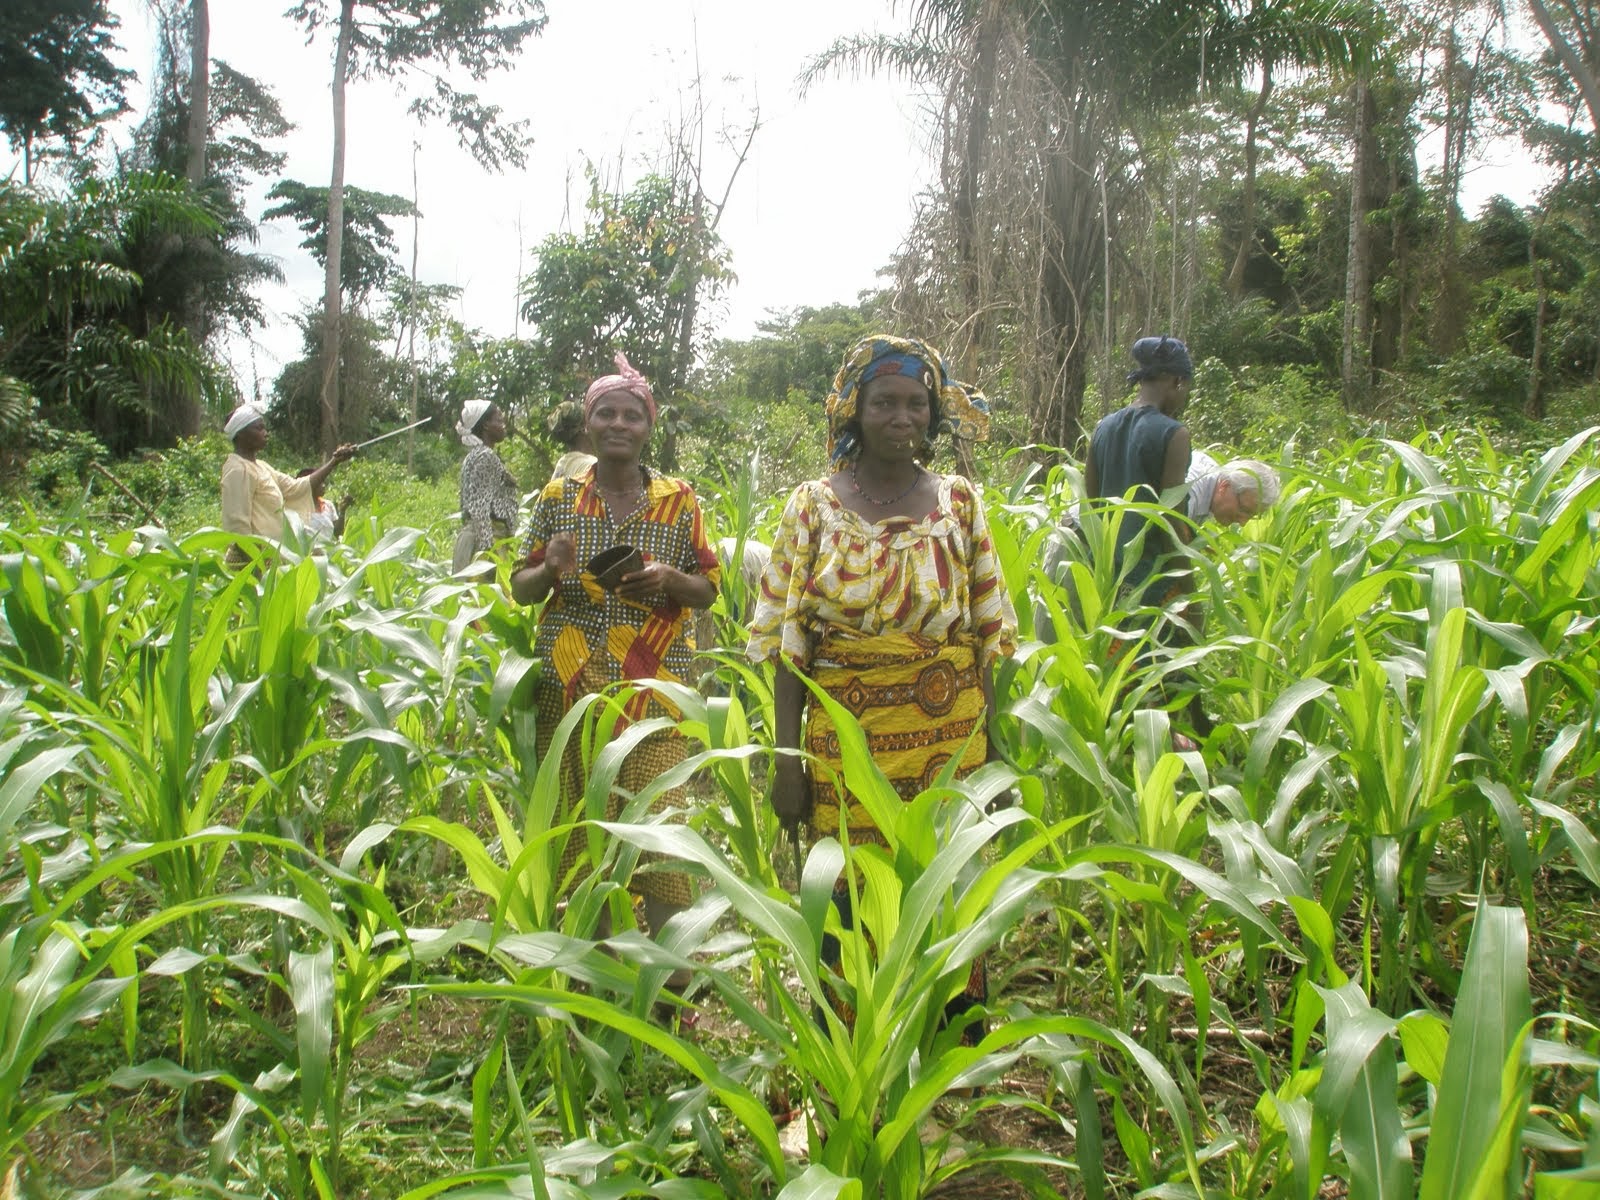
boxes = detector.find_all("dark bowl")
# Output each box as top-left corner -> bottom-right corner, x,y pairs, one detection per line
587,544 -> 644,591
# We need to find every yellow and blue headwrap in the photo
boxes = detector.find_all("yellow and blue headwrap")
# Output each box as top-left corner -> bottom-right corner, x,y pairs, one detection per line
824,334 -> 991,464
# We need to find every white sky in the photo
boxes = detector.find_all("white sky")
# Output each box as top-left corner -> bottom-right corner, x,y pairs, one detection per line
99,0 -> 937,402
13,2 -> 1551,406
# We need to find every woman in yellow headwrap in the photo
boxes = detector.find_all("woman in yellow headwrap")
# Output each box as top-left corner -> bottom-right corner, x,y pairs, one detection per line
746,334 -> 1015,1041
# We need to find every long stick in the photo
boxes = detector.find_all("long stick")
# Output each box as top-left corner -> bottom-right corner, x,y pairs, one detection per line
92,462 -> 161,525
354,417 -> 431,450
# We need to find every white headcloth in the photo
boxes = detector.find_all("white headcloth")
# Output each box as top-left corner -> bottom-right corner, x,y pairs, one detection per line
224,404 -> 265,438
456,400 -> 492,448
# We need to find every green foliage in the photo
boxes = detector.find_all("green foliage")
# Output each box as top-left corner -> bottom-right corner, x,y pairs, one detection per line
0,0 -> 132,174
286,0 -> 547,172
520,171 -> 733,403
0,173 -> 233,455
3,428 -> 1599,1197
264,180 -> 420,309
125,48 -> 291,341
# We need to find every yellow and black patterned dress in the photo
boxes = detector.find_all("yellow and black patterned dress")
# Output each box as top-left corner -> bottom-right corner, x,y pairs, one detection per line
523,466 -> 721,906
747,474 -> 1016,1035
747,474 -> 1016,844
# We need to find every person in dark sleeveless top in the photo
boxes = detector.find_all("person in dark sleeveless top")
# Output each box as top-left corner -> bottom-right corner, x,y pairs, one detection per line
1084,335 -> 1195,600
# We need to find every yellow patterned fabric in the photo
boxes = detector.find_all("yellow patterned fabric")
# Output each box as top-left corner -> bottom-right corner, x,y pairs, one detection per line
747,475 -> 1015,674
536,674 -> 695,907
807,632 -> 988,845
524,465 -> 719,909
524,466 -> 720,724
748,474 -> 1016,845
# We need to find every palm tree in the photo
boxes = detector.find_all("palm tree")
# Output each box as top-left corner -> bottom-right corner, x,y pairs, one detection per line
809,0 -> 1374,449
0,174 -> 225,452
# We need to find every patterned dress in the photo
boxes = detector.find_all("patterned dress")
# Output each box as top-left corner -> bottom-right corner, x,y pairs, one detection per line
523,466 -> 721,906
747,472 -> 1016,1039
458,445 -> 520,560
748,474 -> 1016,843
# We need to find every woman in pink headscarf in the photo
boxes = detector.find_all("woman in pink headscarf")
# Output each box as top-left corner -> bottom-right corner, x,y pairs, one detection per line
511,353 -> 720,966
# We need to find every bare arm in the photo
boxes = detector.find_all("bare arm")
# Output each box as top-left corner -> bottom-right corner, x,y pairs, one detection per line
511,531 -> 576,605
770,660 -> 811,827
1161,426 -> 1194,543
980,659 -> 1001,763
305,444 -> 357,495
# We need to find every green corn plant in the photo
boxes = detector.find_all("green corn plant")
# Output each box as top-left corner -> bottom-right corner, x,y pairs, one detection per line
1241,900 -> 1600,1198
599,675 -> 1296,1196
269,854 -> 424,1194
0,826 -> 354,1186
1321,593 -> 1492,1009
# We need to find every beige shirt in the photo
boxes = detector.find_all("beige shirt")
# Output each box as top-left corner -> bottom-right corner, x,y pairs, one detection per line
552,450 -> 597,479
220,453 -> 313,539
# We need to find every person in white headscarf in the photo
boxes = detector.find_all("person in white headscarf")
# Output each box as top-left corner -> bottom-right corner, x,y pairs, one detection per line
453,399 -> 520,572
1185,453 -> 1281,527
220,404 -> 355,560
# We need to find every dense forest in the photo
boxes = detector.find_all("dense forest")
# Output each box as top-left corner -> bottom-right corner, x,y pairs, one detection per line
2,1 -> 1599,1198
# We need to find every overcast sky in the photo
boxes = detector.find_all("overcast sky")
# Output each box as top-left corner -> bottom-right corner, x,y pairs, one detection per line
95,0 -> 935,402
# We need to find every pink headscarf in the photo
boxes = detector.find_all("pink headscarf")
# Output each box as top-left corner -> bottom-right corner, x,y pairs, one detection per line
583,351 -> 656,424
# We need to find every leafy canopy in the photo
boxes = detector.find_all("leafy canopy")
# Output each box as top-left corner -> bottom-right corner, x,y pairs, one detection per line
264,180 -> 420,308
286,0 -> 548,170
0,0 -> 131,163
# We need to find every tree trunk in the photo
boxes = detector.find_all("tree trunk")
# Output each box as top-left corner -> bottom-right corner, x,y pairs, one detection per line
1226,67 -> 1274,300
1341,76 -> 1374,412
185,0 -> 209,188
407,141 -> 419,473
178,0 -> 210,437
320,0 -> 357,454
1527,231 -> 1548,421
953,0 -> 1004,383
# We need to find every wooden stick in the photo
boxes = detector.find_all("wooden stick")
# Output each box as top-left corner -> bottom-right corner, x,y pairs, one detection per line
91,461 -> 162,525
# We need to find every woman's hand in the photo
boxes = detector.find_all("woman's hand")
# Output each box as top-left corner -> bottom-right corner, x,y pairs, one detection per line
544,531 -> 578,575
770,755 -> 811,828
332,443 -> 358,463
615,560 -> 672,601
616,561 -> 718,608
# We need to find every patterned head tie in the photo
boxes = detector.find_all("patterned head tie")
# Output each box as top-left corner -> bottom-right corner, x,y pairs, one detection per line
584,351 -> 656,424
1126,335 -> 1193,384
824,334 -> 991,465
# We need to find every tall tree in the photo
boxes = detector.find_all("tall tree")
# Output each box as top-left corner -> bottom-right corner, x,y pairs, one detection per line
811,0 -> 1373,451
519,170 -> 733,425
0,0 -> 131,182
0,173 -> 225,451
128,24 -> 290,435
287,0 -> 547,452
264,180 -> 418,309
1342,74 -> 1376,409
185,0 -> 208,188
